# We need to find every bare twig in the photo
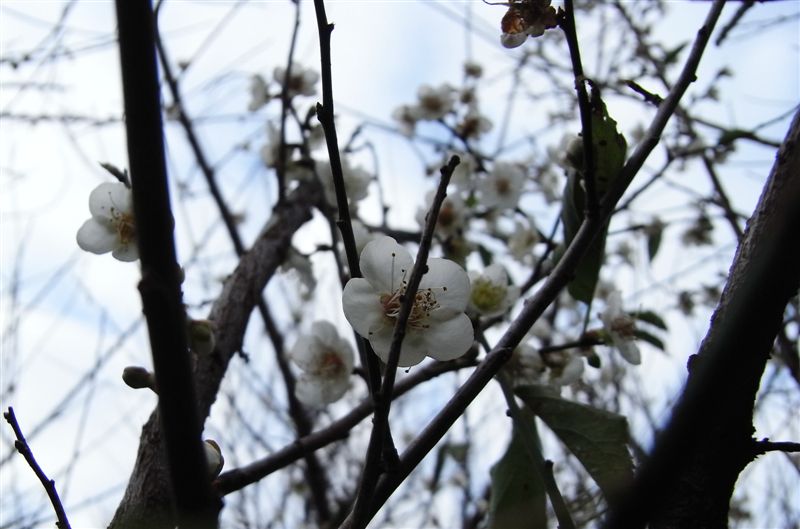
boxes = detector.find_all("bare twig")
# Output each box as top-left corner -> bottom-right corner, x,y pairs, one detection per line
4,407 -> 72,529
349,155 -> 460,529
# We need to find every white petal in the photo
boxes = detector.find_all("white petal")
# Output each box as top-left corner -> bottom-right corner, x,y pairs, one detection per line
112,242 -> 139,262
76,218 -> 117,254
295,373 -> 349,407
484,264 -> 508,285
342,278 -> 386,339
360,236 -> 412,292
615,336 -> 641,365
420,259 -> 470,316
423,313 -> 474,362
89,182 -> 131,220
289,334 -> 317,372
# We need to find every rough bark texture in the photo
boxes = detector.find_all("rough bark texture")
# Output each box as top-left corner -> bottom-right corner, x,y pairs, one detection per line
108,182 -> 320,529
606,109 -> 800,529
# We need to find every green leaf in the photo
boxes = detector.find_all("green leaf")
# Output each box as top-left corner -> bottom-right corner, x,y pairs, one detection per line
634,329 -> 666,351
478,244 -> 494,267
647,224 -> 663,262
590,91 -> 627,196
631,310 -> 668,331
488,420 -> 547,529
560,89 -> 626,304
516,385 -> 634,502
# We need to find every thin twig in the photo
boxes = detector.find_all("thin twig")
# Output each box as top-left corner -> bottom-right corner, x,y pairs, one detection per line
349,155 -> 460,529
312,0 -> 383,399
4,407 -> 73,529
561,0 -> 597,217
494,374 -> 576,529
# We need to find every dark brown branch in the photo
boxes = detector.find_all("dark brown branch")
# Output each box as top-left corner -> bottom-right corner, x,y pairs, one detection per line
114,1 -> 219,527
109,182 -> 319,529
214,356 -> 478,495
4,407 -> 72,529
605,107 -> 800,529
153,13 -> 332,522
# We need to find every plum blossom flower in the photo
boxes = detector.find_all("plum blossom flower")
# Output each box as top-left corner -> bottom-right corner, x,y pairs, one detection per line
506,344 -> 584,387
415,84 -> 456,121
289,321 -> 354,406
415,190 -> 467,237
317,158 -> 371,210
499,0 -> 558,49
392,104 -> 420,136
508,220 -> 540,262
76,182 -> 138,262
468,264 -> 519,317
342,236 -> 473,367
248,74 -> 270,111
478,162 -> 526,210
600,291 -> 641,365
273,63 -> 319,98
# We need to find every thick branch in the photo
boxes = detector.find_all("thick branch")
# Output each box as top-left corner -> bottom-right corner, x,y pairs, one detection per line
605,109 -> 800,529
114,1 -> 219,527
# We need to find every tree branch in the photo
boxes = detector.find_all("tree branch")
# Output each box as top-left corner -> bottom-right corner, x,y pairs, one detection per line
114,1 -> 219,527
4,407 -> 72,529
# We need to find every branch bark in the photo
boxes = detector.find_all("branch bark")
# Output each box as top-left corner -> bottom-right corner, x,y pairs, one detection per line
109,182 -> 319,529
605,108 -> 800,529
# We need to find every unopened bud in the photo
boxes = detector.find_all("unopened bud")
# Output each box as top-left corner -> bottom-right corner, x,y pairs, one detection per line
122,366 -> 156,392
204,439 -> 224,479
188,319 -> 216,356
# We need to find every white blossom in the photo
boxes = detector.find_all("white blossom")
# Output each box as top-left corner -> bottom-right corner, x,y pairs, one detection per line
415,190 -> 467,237
600,291 -> 641,365
317,158 -> 371,210
204,439 -> 224,479
273,64 -> 319,98
506,344 -> 584,387
76,182 -> 138,262
248,74 -> 270,111
468,264 -> 519,317
415,84 -> 456,121
342,236 -> 473,367
392,104 -> 420,136
508,220 -> 540,262
289,321 -> 354,406
478,162 -> 525,210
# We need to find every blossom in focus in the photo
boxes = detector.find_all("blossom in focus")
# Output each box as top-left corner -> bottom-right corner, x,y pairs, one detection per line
342,236 -> 473,367
468,264 -> 519,317
289,321 -> 354,406
478,162 -> 526,210
600,291 -> 641,365
76,182 -> 138,262
273,63 -> 319,98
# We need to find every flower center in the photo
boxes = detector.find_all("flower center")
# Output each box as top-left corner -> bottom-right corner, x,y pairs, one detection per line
495,177 -> 511,195
611,316 -> 636,338
470,278 -> 506,312
380,286 -> 441,330
316,350 -> 346,378
112,209 -> 136,245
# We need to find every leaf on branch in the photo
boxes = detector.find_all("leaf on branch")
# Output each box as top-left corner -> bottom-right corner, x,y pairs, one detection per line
630,310 -> 668,331
634,329 -> 666,352
561,91 -> 626,304
488,416 -> 547,529
516,385 -> 634,502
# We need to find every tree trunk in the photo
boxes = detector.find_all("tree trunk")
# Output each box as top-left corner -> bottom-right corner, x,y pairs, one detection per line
606,109 -> 800,529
